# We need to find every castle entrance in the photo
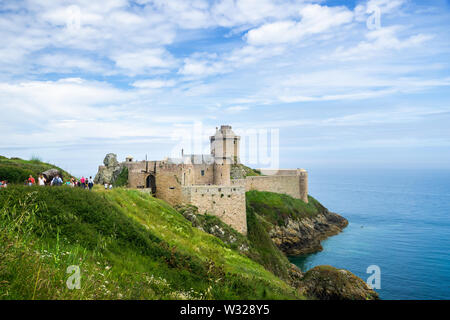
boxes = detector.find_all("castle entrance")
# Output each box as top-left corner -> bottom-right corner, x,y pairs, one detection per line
146,175 -> 156,195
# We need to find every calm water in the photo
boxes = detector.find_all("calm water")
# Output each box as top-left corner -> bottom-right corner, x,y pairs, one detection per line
289,169 -> 450,300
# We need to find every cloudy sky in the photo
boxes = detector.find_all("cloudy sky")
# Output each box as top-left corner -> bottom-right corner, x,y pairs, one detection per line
1,0 -> 450,176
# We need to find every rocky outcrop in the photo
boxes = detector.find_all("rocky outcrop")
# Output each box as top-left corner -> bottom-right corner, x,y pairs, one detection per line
230,164 -> 261,180
42,169 -> 63,184
94,153 -> 125,185
270,210 -> 348,256
299,266 -> 379,300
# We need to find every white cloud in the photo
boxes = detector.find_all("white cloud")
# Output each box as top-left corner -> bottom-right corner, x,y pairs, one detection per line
132,79 -> 176,89
225,105 -> 249,113
211,0 -> 309,28
328,26 -> 434,61
112,48 -> 177,74
245,4 -> 354,45
178,57 -> 227,77
35,53 -> 108,74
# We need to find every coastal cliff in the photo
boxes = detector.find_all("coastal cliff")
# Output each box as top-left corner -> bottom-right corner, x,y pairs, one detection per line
270,209 -> 348,255
179,191 -> 377,300
246,191 -> 348,256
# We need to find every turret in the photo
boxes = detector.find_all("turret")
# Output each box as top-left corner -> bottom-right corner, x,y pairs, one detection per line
297,169 -> 308,203
210,125 -> 240,185
210,125 -> 240,164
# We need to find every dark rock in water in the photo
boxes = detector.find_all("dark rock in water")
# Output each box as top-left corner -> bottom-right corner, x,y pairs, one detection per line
42,169 -> 62,183
270,210 -> 348,256
299,265 -> 379,300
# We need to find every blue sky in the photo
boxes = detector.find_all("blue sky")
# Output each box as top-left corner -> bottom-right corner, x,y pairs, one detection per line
1,0 -> 450,177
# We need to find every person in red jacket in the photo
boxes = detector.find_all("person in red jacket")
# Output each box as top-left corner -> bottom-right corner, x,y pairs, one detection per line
28,175 -> 35,186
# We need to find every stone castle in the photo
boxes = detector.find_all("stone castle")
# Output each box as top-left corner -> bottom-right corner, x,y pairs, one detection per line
95,125 -> 308,234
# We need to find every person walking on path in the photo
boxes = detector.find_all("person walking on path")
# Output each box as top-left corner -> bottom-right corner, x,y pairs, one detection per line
38,174 -> 46,186
80,176 -> 86,189
88,176 -> 94,190
28,175 -> 35,186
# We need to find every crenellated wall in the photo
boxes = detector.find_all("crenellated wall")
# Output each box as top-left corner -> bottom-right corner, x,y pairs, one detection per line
237,169 -> 308,203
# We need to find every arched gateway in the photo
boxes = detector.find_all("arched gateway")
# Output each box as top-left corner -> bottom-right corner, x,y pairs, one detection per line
146,174 -> 156,195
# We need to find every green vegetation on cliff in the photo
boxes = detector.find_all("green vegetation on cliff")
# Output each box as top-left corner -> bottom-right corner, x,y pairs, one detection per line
230,164 -> 262,179
0,156 -> 73,183
0,186 -> 300,300
246,191 -> 325,227
113,167 -> 129,187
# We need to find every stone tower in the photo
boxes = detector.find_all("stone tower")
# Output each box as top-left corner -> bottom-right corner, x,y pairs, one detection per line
210,125 -> 240,164
210,125 -> 240,186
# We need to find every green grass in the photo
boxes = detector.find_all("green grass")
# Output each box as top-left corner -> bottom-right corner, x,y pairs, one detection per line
245,206 -> 293,281
243,191 -> 332,280
0,186 -> 301,300
246,191 -> 325,227
176,192 -> 317,284
0,156 -> 73,184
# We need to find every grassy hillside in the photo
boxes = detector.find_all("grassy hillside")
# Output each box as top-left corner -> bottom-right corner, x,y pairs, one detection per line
177,204 -> 296,284
0,156 -> 73,183
0,186 -> 301,300
246,191 -> 326,227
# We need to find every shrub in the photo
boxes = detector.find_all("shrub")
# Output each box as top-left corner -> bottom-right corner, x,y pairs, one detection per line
114,167 -> 128,187
0,165 -> 34,184
246,191 -> 321,227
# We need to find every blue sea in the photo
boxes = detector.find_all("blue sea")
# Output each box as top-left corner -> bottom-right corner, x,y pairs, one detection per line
289,168 -> 450,300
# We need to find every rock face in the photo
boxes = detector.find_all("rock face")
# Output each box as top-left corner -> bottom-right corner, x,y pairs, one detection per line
103,153 -> 119,167
230,164 -> 261,180
230,165 -> 246,180
270,210 -> 348,256
299,266 -> 379,300
42,169 -> 62,184
94,153 -> 124,185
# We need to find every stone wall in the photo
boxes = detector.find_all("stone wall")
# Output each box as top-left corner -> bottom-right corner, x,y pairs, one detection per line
183,164 -> 214,186
182,185 -> 247,234
258,169 -> 299,176
245,173 -> 308,203
154,163 -> 184,206
125,161 -> 149,188
213,163 -> 231,186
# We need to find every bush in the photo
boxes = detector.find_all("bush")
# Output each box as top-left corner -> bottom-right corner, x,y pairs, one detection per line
246,191 -> 321,227
114,167 -> 128,187
0,165 -> 34,184
0,158 -> 73,184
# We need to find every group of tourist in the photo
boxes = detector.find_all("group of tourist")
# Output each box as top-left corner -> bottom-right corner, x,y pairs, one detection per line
1,174 -> 114,191
26,175 -> 97,190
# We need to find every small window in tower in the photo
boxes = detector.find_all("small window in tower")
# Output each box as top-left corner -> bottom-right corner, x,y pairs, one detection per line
201,170 -> 205,176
